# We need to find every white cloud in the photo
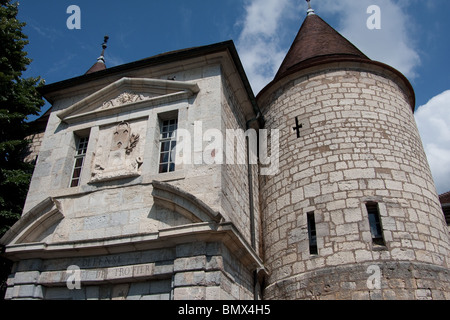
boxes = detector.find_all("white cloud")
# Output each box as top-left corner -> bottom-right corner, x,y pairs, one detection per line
236,0 -> 300,94
235,0 -> 421,94
415,90 -> 450,195
240,0 -> 290,38
315,0 -> 421,79
235,0 -> 448,195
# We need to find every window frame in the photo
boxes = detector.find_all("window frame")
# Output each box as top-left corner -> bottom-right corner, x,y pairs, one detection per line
70,135 -> 89,188
158,118 -> 178,174
307,211 -> 318,255
366,202 -> 386,247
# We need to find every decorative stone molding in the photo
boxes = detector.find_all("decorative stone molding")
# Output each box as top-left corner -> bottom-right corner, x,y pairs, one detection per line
0,197 -> 63,247
151,180 -> 224,224
101,92 -> 149,110
56,77 -> 200,124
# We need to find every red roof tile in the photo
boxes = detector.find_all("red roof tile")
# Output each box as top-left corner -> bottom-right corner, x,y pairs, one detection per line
85,61 -> 106,75
439,191 -> 450,204
258,11 -> 415,111
275,13 -> 369,81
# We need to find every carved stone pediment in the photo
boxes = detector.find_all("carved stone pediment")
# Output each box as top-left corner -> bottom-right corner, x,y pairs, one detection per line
57,77 -> 200,124
100,92 -> 155,110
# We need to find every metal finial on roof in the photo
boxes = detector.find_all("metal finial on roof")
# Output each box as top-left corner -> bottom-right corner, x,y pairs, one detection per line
306,0 -> 315,15
85,35 -> 109,74
100,35 -> 109,59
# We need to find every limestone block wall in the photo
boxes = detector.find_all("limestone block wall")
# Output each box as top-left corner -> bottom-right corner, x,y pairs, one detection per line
39,185 -> 191,243
169,65 -> 224,216
265,261 -> 450,300
220,75 -> 260,250
4,241 -> 255,300
22,64 -> 225,216
258,66 -> 450,299
22,61 -> 258,249
172,242 -> 255,300
6,56 -> 262,300
23,131 -> 45,164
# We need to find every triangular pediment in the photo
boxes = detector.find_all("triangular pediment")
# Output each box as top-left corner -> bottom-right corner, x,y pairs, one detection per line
57,77 -> 200,124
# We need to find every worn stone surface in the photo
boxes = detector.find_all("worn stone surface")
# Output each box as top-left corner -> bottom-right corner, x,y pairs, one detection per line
4,36 -> 450,301
18,58 -> 259,250
2,46 -> 262,300
4,241 -> 255,300
257,66 -> 450,300
23,131 -> 45,164
264,261 -> 450,300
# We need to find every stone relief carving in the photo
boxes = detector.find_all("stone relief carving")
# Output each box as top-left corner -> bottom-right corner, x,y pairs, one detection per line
90,121 -> 144,183
126,133 -> 140,155
101,92 -> 150,110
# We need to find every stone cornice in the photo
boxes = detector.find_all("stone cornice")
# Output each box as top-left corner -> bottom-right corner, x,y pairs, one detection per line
1,221 -> 266,274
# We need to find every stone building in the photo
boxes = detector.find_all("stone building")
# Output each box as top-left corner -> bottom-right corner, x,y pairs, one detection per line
1,4 -> 449,300
256,5 -> 450,300
1,40 -> 265,300
440,192 -> 450,233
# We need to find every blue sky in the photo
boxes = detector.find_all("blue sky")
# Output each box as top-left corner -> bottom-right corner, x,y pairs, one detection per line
17,0 -> 450,193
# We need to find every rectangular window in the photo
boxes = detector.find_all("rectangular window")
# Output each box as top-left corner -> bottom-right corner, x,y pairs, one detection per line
307,211 -> 318,255
366,202 -> 385,246
159,118 -> 178,174
70,136 -> 89,187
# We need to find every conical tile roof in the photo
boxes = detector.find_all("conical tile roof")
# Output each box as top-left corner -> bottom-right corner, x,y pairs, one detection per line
257,5 -> 415,111
274,12 -> 370,81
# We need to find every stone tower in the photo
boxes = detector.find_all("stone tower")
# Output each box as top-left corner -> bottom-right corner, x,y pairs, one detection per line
256,5 -> 450,299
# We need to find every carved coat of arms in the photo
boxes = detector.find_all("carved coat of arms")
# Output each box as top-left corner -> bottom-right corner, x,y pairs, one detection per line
90,121 -> 143,183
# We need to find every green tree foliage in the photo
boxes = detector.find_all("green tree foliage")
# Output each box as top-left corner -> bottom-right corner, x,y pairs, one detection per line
0,0 -> 44,237
0,0 -> 45,298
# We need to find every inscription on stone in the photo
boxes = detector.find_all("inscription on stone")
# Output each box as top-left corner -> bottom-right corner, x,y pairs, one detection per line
64,263 -> 155,284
